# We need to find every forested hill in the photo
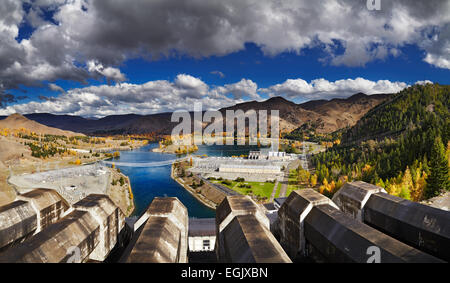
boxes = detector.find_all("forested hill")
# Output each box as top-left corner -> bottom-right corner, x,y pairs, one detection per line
342,84 -> 450,144
310,84 -> 450,202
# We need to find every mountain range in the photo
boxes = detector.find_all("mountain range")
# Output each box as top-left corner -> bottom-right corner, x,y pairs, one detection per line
0,93 -> 391,136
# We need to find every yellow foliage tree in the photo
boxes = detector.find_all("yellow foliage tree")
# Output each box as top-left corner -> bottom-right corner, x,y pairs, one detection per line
310,174 -> 318,187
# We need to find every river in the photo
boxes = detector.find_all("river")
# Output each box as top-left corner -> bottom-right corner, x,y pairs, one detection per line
114,143 -> 265,218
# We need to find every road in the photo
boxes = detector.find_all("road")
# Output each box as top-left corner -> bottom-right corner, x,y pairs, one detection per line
269,179 -> 279,202
279,159 -> 301,198
278,142 -> 311,197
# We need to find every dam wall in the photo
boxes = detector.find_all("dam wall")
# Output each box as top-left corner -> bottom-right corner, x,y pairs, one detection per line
333,181 -> 450,261
278,189 -> 444,262
0,188 -> 69,252
215,195 -> 291,263
126,197 -> 189,263
0,189 -> 125,262
0,181 -> 448,263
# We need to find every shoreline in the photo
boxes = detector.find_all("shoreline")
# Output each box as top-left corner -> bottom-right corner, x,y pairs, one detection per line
170,163 -> 217,210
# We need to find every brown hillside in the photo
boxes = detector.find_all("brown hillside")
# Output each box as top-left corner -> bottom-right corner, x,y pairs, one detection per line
15,93 -> 392,135
0,113 -> 83,137
222,93 -> 391,134
298,93 -> 390,133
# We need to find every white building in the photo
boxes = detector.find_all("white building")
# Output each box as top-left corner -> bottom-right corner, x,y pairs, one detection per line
188,218 -> 216,252
218,163 -> 281,174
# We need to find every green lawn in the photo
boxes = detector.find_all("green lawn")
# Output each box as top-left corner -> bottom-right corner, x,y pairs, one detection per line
210,179 -> 276,200
286,186 -> 297,197
274,182 -> 282,198
287,169 -> 300,193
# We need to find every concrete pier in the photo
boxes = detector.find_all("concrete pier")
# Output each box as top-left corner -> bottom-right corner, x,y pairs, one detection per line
73,194 -> 125,261
332,181 -> 386,221
278,189 -> 443,262
304,203 -> 442,262
0,188 -> 69,251
0,210 -> 100,263
334,181 -> 450,261
0,191 -> 126,263
364,192 -> 450,261
126,197 -> 189,263
0,200 -> 37,251
278,189 -> 338,259
216,195 -> 291,263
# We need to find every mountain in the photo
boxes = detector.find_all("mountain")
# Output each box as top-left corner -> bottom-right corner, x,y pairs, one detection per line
0,93 -> 392,135
310,83 -> 450,201
0,113 -> 83,137
222,93 -> 391,133
298,93 -> 389,133
342,85 -> 450,144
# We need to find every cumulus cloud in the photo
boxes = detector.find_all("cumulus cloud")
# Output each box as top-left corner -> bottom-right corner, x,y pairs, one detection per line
0,0 -> 448,96
0,75 -> 413,117
414,80 -> 433,85
86,60 -> 126,83
0,74 -> 240,117
48,83 -> 65,93
213,79 -> 260,100
261,77 -> 408,100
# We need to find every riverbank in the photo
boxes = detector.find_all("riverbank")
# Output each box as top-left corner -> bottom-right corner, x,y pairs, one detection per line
171,161 -> 225,210
107,167 -> 135,216
153,143 -> 198,154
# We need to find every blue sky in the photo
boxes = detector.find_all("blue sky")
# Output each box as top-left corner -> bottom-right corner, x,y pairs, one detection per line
0,0 -> 449,117
9,42 -> 448,106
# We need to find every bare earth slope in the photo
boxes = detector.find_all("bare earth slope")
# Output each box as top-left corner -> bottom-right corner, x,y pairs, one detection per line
0,113 -> 83,137
0,137 -> 32,205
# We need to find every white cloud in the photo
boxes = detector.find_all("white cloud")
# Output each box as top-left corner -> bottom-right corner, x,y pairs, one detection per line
414,80 -> 433,85
0,74 -> 239,117
424,53 -> 450,69
213,79 -> 260,100
48,83 -> 64,93
0,75 -> 413,117
261,77 -> 408,100
87,60 -> 126,83
0,0 -> 449,96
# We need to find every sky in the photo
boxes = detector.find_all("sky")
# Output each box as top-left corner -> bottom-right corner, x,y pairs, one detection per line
0,0 -> 449,117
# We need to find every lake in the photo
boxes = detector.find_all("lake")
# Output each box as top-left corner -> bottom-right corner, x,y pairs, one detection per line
114,143 -> 265,218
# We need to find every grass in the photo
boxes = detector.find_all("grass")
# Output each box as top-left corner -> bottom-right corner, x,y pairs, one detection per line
211,179 -> 276,201
285,169 -> 310,197
287,169 -> 300,192
274,182 -> 282,198
286,186 -> 296,197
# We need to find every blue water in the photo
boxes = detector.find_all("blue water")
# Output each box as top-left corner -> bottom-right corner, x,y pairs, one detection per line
114,143 -> 265,218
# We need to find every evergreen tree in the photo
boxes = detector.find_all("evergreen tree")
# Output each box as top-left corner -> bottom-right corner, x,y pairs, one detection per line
425,137 -> 450,198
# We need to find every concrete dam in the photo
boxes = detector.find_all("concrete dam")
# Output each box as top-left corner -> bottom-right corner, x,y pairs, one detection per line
0,181 -> 448,263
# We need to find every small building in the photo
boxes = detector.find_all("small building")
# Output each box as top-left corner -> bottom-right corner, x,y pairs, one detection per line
188,218 -> 216,252
248,151 -> 262,160
274,197 -> 288,210
263,202 -> 277,213
268,151 -> 290,161
218,164 -> 281,174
